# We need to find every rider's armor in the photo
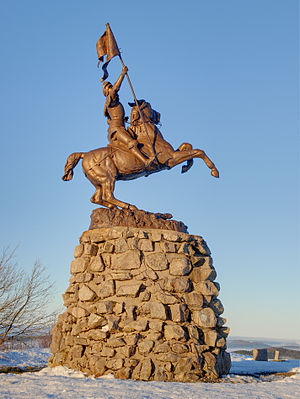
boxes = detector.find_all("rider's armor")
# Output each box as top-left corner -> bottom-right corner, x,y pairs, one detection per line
104,93 -> 136,149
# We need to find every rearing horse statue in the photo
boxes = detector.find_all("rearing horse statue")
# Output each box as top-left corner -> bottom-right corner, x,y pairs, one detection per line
62,100 -> 219,210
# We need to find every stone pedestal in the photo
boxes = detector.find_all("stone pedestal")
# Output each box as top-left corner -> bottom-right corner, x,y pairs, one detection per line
49,213 -> 230,381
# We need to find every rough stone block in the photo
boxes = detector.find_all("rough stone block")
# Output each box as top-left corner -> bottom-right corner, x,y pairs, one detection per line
116,283 -> 142,297
106,358 -> 124,370
198,281 -> 219,296
70,345 -> 84,359
70,257 -> 89,274
253,349 -> 268,361
192,238 -> 211,256
154,366 -> 168,381
127,237 -> 139,249
175,358 -> 193,373
88,313 -> 105,329
156,352 -> 179,362
153,342 -> 170,353
138,339 -> 154,355
84,244 -> 98,256
144,268 -> 158,280
71,273 -> 93,283
71,306 -> 89,319
89,256 -> 105,272
114,238 -> 129,253
123,318 -> 148,332
149,320 -> 163,332
149,302 -> 167,320
101,347 -> 115,357
111,250 -> 141,270
78,285 -> 96,302
190,255 -> 212,267
160,241 -> 177,252
170,304 -> 189,322
98,280 -> 115,299
115,367 -> 132,379
145,253 -> 168,270
216,317 -> 226,327
117,346 -> 135,357
184,292 -> 204,309
114,302 -> 124,314
210,298 -> 224,315
204,330 -> 218,346
203,352 -> 218,378
190,266 -> 216,282
111,271 -> 132,280
178,243 -> 189,254
73,244 -> 84,258
171,342 -> 189,354
164,324 -> 187,340
124,333 -> 140,346
106,337 -> 125,348
155,291 -> 178,305
95,301 -> 113,314
163,231 -> 182,241
101,253 -> 111,268
85,330 -> 108,341
169,256 -> 191,276
150,231 -> 162,241
216,336 -> 226,348
101,241 -> 114,253
140,291 -> 151,301
89,356 -> 106,376
192,308 -> 217,328
139,359 -> 154,380
138,239 -> 153,251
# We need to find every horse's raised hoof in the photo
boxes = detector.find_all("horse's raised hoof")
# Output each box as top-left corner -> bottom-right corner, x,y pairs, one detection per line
211,168 -> 219,178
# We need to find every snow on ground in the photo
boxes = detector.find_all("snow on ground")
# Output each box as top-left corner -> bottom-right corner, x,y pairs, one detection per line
0,348 -> 50,369
0,349 -> 299,399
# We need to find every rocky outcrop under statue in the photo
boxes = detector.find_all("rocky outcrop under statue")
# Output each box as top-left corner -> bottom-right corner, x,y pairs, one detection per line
49,226 -> 231,381
89,208 -> 188,232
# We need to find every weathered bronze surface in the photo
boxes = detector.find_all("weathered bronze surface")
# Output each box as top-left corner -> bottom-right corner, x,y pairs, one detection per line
90,208 -> 188,232
62,23 -> 219,210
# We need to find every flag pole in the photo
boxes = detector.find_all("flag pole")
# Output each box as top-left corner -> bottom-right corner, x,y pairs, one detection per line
117,53 -> 158,163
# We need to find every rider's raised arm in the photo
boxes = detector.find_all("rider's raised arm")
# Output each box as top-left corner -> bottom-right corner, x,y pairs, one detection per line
111,65 -> 128,97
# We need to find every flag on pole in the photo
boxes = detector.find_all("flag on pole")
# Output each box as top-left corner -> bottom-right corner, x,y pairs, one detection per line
96,23 -> 120,81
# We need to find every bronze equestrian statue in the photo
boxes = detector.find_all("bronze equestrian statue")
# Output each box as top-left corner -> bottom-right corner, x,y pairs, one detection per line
62,69 -> 219,211
62,24 -> 219,211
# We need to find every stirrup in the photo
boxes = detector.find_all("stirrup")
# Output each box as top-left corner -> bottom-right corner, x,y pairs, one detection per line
144,156 -> 156,168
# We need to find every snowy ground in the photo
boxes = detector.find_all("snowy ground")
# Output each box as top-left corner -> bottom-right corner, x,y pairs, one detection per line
0,349 -> 299,399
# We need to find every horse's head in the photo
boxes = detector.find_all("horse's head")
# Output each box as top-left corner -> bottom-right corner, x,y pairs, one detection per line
129,100 -> 161,127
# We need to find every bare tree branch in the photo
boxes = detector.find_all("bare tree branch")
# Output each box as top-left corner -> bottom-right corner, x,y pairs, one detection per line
0,248 -> 55,349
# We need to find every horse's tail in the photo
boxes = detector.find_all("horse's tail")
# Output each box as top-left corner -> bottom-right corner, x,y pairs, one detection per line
62,152 -> 85,181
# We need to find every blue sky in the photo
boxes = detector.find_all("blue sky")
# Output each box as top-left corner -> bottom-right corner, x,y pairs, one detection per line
0,0 -> 299,340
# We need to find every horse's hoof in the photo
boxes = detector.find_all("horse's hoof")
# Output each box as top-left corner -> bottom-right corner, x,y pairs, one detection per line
211,168 -> 219,178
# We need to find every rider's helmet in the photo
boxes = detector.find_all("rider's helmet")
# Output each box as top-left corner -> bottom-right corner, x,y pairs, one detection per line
102,81 -> 112,96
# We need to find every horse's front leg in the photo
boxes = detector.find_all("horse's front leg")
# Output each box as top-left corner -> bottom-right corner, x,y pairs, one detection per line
166,144 -> 219,178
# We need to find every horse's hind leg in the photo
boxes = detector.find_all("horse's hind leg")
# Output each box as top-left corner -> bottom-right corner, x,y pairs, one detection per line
102,178 -> 138,211
90,186 -> 103,205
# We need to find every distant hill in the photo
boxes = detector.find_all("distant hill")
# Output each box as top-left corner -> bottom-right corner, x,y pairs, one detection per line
228,337 -> 300,352
232,347 -> 300,360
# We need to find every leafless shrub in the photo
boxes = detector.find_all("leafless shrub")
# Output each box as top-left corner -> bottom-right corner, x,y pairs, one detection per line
0,247 -> 55,350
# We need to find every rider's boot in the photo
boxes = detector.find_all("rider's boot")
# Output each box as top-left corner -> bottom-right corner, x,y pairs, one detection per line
129,144 -> 156,168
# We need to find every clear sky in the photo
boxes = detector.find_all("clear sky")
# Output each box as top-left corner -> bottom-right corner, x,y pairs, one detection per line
0,0 -> 299,340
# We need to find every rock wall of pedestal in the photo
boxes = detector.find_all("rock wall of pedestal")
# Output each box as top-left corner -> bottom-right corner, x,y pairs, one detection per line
49,227 -> 231,381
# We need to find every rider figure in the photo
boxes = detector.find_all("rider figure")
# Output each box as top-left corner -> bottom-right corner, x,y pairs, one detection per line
102,65 -> 154,167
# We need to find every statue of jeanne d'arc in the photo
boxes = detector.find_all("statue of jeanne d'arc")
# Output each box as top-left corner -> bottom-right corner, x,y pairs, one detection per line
62,23 -> 219,211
